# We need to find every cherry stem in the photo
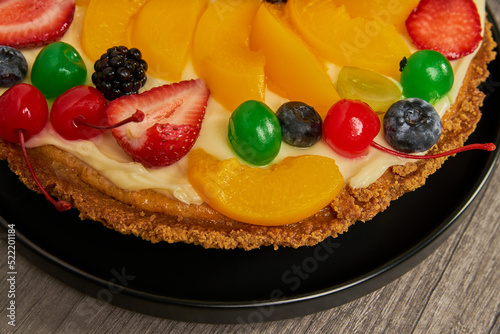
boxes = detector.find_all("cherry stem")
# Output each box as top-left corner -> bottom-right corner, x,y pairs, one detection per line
370,141 -> 496,159
17,130 -> 71,212
73,109 -> 145,130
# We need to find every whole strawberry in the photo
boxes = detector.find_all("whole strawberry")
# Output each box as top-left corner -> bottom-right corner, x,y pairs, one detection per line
106,79 -> 210,168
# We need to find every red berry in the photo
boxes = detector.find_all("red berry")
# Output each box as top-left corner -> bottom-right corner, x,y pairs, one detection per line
405,0 -> 482,60
50,85 -> 108,140
107,79 -> 210,168
0,83 -> 48,143
0,0 -> 75,48
323,99 -> 380,159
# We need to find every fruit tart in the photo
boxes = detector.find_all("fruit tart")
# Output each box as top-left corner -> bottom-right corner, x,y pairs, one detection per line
0,0 -> 497,250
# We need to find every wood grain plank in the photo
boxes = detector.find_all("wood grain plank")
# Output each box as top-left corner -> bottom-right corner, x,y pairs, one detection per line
412,163 -> 500,334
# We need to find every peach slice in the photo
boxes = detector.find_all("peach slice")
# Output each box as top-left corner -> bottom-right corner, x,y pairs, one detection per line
81,0 -> 147,62
332,0 -> 420,34
192,0 -> 265,111
187,149 -> 343,226
250,2 -> 340,117
130,0 -> 207,82
287,0 -> 411,79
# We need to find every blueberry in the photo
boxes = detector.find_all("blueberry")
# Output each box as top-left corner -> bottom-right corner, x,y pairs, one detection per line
276,101 -> 322,147
0,46 -> 28,87
383,98 -> 442,153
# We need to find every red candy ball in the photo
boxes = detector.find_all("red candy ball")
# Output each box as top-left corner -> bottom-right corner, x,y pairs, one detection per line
323,99 -> 380,158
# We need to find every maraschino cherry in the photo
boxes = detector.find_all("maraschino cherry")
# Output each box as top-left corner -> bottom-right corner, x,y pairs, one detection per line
323,99 -> 380,158
323,98 -> 496,159
0,84 -> 48,142
0,83 -> 71,211
50,85 -> 144,140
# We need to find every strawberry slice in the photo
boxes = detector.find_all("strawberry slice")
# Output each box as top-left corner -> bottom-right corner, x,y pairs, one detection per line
405,0 -> 482,60
107,79 -> 210,168
0,0 -> 75,48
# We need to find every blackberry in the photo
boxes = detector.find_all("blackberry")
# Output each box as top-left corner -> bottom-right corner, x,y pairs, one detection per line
92,46 -> 148,100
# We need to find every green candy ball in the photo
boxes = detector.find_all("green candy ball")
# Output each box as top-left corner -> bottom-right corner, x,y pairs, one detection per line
228,100 -> 281,166
31,42 -> 87,99
401,50 -> 454,103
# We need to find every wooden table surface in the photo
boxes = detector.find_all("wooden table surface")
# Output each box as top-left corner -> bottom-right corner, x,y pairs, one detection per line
2,2 -> 500,333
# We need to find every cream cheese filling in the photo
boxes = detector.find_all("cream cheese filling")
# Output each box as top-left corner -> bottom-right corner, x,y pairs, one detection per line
1,0 -> 486,205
